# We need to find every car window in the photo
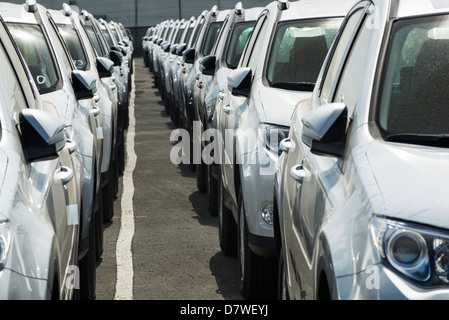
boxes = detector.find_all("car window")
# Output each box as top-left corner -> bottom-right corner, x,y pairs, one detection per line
85,25 -> 103,57
0,41 -> 29,125
266,18 -> 343,91
246,14 -> 268,71
334,16 -> 372,117
225,22 -> 254,69
189,18 -> 204,48
202,22 -> 224,56
57,24 -> 89,71
378,14 -> 449,140
8,23 -> 59,94
319,7 -> 366,105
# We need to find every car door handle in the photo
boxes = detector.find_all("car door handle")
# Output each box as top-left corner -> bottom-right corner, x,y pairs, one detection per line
66,139 -> 77,154
218,90 -> 225,101
110,83 -> 117,91
290,164 -> 310,184
280,138 -> 294,153
223,103 -> 231,114
57,166 -> 74,185
197,81 -> 203,89
91,106 -> 101,117
94,94 -> 101,103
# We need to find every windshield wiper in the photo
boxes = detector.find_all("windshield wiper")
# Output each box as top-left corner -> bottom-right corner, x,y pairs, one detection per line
271,81 -> 315,92
386,133 -> 449,148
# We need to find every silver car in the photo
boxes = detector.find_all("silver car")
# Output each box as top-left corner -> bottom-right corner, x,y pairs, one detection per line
0,5 -> 79,299
217,0 -> 353,299
197,3 -> 263,216
49,6 -> 118,226
274,0 -> 449,300
1,1 -> 100,300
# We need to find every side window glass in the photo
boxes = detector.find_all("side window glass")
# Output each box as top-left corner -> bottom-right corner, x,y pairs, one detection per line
334,14 -> 373,117
319,7 -> 366,105
241,13 -> 266,67
0,43 -> 28,125
247,15 -> 269,71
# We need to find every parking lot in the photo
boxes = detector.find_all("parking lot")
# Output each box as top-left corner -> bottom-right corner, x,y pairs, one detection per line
96,60 -> 242,300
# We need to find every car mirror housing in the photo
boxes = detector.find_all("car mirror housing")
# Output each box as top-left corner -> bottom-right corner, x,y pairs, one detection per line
176,43 -> 187,56
199,55 -> 216,76
96,57 -> 114,78
183,48 -> 195,64
72,70 -> 97,100
227,67 -> 252,97
19,109 -> 66,163
301,102 -> 348,158
109,49 -> 123,66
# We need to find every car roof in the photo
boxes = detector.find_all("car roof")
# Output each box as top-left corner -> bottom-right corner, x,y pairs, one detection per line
275,0 -> 357,22
390,0 -> 449,18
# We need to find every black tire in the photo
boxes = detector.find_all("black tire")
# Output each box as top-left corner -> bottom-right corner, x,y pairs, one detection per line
196,123 -> 207,193
95,188 -> 104,261
79,208 -> 97,300
208,164 -> 218,216
278,247 -> 289,300
218,169 -> 237,256
118,140 -> 125,177
237,188 -> 277,300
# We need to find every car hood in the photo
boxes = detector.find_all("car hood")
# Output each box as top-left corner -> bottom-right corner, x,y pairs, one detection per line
259,86 -> 311,127
364,140 -> 449,230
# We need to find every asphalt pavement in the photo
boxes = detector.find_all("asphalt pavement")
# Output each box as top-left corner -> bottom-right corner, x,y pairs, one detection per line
96,59 -> 242,300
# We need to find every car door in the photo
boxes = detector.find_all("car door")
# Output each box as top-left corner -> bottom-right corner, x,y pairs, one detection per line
282,2 -> 373,299
221,11 -> 268,203
0,28 -> 78,294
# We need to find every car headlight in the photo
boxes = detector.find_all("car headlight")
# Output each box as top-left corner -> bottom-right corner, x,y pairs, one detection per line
0,215 -> 11,270
371,216 -> 449,285
259,123 -> 289,156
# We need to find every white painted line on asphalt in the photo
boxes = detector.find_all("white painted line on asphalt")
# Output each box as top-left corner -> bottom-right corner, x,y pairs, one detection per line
115,67 -> 136,300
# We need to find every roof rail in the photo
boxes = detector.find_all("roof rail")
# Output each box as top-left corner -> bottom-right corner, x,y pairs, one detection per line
25,0 -> 37,13
278,0 -> 289,10
210,5 -> 218,17
235,2 -> 243,15
62,3 -> 72,16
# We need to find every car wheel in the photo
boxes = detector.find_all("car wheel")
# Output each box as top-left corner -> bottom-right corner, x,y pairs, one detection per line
79,207 -> 97,300
237,188 -> 277,300
278,247 -> 289,300
196,123 -> 207,193
218,169 -> 237,256
102,162 -> 115,222
208,164 -> 218,216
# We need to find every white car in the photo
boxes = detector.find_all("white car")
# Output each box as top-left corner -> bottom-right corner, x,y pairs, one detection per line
1,0 -> 100,300
49,5 -> 118,226
0,3 -> 79,299
197,3 -> 263,216
274,0 -> 449,300
217,0 -> 354,299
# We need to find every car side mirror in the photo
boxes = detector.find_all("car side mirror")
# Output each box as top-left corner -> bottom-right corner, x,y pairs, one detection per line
72,70 -> 97,100
199,55 -> 216,76
19,109 -> 66,163
170,44 -> 178,54
162,43 -> 171,52
183,48 -> 195,64
109,49 -> 123,66
301,102 -> 348,158
96,57 -> 114,78
227,67 -> 252,97
176,43 -> 187,56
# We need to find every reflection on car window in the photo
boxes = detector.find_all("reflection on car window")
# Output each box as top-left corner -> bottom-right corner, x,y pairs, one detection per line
85,26 -> 104,57
226,22 -> 254,69
378,15 -> 449,139
8,23 -> 59,94
266,18 -> 343,91
58,24 -> 89,71
202,22 -> 223,56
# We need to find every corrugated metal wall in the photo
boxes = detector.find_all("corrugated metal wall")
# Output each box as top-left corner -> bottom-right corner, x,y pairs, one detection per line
5,0 -> 273,27
4,0 -> 274,56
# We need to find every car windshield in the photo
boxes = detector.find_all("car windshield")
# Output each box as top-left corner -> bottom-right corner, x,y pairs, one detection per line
202,21 -> 223,56
226,22 -> 254,69
57,24 -> 89,71
266,18 -> 343,91
8,23 -> 59,94
378,15 -> 449,147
